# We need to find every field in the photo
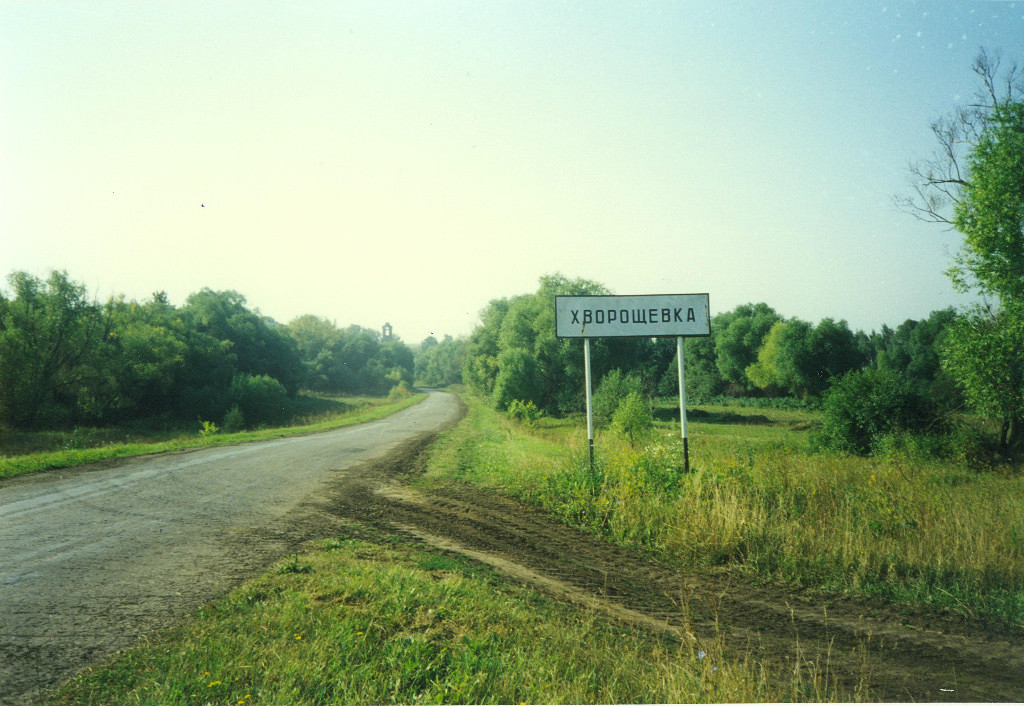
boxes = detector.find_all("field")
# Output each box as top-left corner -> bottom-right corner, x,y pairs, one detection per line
51,390 -> 1024,703
433,395 -> 1024,628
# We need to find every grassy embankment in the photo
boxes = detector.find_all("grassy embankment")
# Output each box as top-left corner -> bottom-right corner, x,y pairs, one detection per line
56,534 -> 837,705
421,393 -> 1024,629
0,392 -> 425,481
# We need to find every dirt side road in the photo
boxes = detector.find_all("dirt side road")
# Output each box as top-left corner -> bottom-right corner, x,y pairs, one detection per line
325,436 -> 1024,703
0,392 -> 462,705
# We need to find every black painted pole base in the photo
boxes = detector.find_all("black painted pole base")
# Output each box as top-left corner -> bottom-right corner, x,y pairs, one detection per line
683,437 -> 690,473
589,438 -> 595,473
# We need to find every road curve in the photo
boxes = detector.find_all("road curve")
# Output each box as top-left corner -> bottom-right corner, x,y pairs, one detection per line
0,391 -> 462,704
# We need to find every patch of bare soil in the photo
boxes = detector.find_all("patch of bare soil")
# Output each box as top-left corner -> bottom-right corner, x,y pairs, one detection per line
318,434 -> 1024,703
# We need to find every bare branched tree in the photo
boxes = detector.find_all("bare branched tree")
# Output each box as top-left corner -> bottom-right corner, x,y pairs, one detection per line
895,48 -> 1024,225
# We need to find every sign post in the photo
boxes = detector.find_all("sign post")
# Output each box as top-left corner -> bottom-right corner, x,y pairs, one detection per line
555,293 -> 710,473
677,336 -> 689,473
584,337 -> 594,470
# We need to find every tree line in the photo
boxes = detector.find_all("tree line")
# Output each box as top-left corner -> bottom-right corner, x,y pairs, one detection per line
458,274 -> 956,408
0,271 -> 414,430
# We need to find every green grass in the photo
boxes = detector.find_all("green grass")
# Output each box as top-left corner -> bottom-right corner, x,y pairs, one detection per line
55,533 -> 845,705
0,393 -> 426,481
420,393 -> 1024,630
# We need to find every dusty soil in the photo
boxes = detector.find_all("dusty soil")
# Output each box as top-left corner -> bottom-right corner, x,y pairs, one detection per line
318,432 -> 1024,703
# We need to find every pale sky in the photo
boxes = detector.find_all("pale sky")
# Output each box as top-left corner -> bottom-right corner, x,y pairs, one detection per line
2,1 -> 1023,343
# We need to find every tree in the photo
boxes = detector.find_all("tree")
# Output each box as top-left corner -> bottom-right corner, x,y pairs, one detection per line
0,271 -> 108,427
897,49 -> 1023,230
952,99 -> 1024,304
183,289 -> 303,395
745,319 -> 813,396
461,273 -> 610,415
714,303 -> 782,392
657,334 -> 723,403
900,50 -> 1024,447
942,306 -> 1024,447
415,335 -> 466,387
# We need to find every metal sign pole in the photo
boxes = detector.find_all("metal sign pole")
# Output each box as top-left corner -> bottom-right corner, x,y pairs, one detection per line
677,336 -> 690,473
584,337 -> 594,472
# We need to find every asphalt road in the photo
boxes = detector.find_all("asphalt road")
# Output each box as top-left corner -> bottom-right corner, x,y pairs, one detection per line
0,391 -> 462,704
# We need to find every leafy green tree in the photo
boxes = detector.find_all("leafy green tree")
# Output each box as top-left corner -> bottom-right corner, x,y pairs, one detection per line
942,306 -> 1024,447
714,303 -> 781,391
900,51 -> 1024,445
415,335 -> 466,387
804,318 -> 865,396
183,289 -> 303,395
491,347 -> 543,411
462,273 -> 610,415
462,297 -> 510,399
745,319 -> 813,396
287,314 -> 340,390
657,332 -> 723,402
101,294 -> 190,419
0,271 -> 108,427
950,99 -> 1024,304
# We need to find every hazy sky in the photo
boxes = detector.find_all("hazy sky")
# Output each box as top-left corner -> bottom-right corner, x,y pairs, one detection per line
2,1 -> 1023,343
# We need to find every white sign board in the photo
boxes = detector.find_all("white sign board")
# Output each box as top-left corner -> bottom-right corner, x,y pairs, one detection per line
555,294 -> 710,339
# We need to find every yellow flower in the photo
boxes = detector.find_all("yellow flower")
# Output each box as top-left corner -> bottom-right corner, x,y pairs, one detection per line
208,681 -> 222,687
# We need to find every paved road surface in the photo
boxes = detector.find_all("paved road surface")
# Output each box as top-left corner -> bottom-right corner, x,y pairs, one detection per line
0,392 -> 461,704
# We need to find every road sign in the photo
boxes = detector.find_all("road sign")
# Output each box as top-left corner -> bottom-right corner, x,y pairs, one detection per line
556,293 -> 711,474
555,294 -> 710,338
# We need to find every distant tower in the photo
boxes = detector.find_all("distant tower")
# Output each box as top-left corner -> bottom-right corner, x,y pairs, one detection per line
382,322 -> 393,341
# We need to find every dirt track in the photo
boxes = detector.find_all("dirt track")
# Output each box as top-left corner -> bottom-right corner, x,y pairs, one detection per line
323,431 -> 1024,703
3,392 -> 1023,703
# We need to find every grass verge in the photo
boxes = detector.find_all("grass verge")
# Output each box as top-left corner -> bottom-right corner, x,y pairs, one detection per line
419,392 -> 1024,631
0,393 -> 425,481
55,531 -> 847,705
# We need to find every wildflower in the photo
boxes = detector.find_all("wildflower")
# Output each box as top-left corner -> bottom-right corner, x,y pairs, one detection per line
208,681 -> 222,687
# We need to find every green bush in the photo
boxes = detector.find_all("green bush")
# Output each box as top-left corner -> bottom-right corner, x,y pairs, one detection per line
222,404 -> 246,433
229,373 -> 289,428
507,398 -> 542,426
612,391 -> 654,447
593,369 -> 644,428
813,369 -> 937,455
387,380 -> 414,401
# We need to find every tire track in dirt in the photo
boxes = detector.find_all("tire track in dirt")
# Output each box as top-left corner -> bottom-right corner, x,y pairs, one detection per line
321,433 -> 1024,703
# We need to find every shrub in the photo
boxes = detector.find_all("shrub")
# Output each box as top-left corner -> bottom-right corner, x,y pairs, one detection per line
593,369 -> 644,428
229,373 -> 289,427
388,381 -> 414,401
507,399 -> 542,426
813,369 -> 937,455
612,391 -> 654,447
222,404 -> 245,433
